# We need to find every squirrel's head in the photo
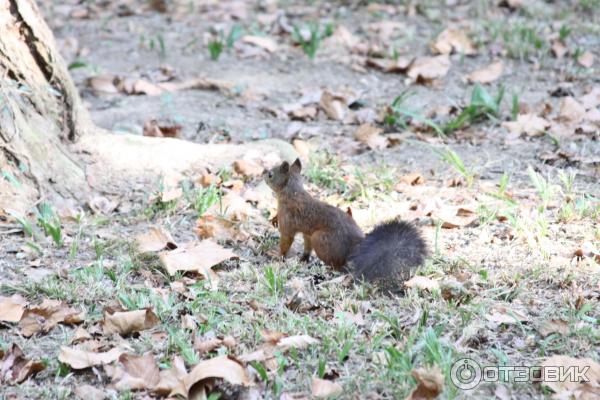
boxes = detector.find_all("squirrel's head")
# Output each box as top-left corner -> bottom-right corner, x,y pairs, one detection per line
264,158 -> 302,192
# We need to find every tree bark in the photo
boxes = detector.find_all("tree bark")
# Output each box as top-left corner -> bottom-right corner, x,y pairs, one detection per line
0,0 -> 295,214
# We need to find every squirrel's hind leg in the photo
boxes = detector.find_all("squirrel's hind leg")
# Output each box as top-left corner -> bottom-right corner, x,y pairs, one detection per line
300,234 -> 312,262
311,231 -> 347,269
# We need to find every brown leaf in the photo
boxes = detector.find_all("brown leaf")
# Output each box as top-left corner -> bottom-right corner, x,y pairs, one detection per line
87,75 -> 118,94
153,356 -> 187,396
541,355 -> 600,397
58,346 -> 124,370
242,35 -> 278,53
102,308 -> 159,336
551,40 -> 568,59
404,276 -> 440,291
430,28 -> 476,55
319,91 -> 347,121
196,215 -> 245,242
135,227 -> 177,253
277,335 -> 320,351
468,61 -> 503,84
74,385 -> 106,400
558,97 -> 586,123
288,105 -> 318,121
170,355 -> 251,398
19,299 -> 84,337
485,306 -> 528,325
106,353 -> 160,392
407,366 -> 444,400
407,55 -> 451,83
143,119 -> 182,138
312,377 -> 343,398
577,51 -> 595,68
538,319 -> 569,338
159,240 -> 238,277
0,295 -> 27,323
502,114 -> 550,137
399,172 -> 425,186
0,344 -> 45,384
194,337 -> 223,354
233,159 -> 265,178
354,124 -> 387,150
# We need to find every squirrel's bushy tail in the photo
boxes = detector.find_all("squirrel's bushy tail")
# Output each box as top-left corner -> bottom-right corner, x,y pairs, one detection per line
349,220 -> 427,282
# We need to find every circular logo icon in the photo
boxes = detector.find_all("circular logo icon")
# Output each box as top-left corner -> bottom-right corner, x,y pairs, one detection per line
450,358 -> 481,390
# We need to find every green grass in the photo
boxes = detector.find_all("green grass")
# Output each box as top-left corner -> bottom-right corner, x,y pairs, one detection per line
292,22 -> 334,59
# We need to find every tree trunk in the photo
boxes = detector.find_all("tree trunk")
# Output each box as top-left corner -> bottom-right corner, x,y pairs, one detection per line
0,0 -> 294,214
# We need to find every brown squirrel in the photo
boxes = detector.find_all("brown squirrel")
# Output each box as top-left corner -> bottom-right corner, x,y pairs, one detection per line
264,158 -> 427,282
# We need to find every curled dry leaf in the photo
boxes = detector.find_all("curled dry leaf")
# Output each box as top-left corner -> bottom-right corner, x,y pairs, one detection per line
398,172 -> 425,186
170,355 -> 251,398
407,366 -> 444,400
404,276 -> 440,291
354,124 -> 387,150
551,40 -> 568,59
58,346 -> 124,370
502,114 -> 550,137
159,240 -> 238,277
407,55 -> 451,83
87,75 -> 118,94
468,61 -> 503,84
0,344 -> 45,384
540,355 -> 600,398
430,27 -> 476,55
0,295 -> 27,323
312,377 -> 343,398
242,35 -> 278,53
153,356 -> 188,396
239,334 -> 320,368
102,307 -> 159,336
485,305 -> 528,326
319,91 -> 347,121
143,119 -> 182,138
19,299 -> 85,337
194,337 -> 224,354
135,226 -> 177,253
106,353 -> 160,392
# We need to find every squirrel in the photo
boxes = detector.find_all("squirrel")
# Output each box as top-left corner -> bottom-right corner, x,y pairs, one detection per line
264,158 -> 427,283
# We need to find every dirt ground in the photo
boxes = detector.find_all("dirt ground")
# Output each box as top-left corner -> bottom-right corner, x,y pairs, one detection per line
1,0 -> 600,399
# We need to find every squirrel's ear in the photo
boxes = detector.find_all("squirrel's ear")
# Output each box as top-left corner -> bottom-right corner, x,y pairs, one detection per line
291,158 -> 302,173
280,161 -> 290,174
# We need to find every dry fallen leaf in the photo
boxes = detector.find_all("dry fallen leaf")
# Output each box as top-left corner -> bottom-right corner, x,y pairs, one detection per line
242,35 -> 278,53
143,119 -> 182,138
468,61 -> 503,84
407,55 -> 451,83
502,114 -> 550,137
58,346 -> 124,370
551,40 -> 568,59
19,299 -> 84,337
233,159 -> 264,178
0,295 -> 27,323
577,51 -> 595,68
485,306 -> 528,325
407,366 -> 444,400
538,319 -> 569,338
106,353 -> 160,392
87,75 -> 118,94
541,355 -> 600,398
312,377 -> 343,398
319,91 -> 347,121
135,227 -> 177,253
0,344 -> 45,384
194,337 -> 224,354
558,97 -> 586,123
404,276 -> 440,291
354,124 -> 387,150
102,307 -> 159,336
196,215 -> 246,242
398,172 -> 425,186
430,27 -> 476,55
153,356 -> 188,396
74,385 -> 106,400
159,240 -> 238,277
170,355 -> 251,398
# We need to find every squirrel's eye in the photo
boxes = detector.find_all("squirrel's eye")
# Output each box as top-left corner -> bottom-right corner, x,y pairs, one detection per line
268,171 -> 273,178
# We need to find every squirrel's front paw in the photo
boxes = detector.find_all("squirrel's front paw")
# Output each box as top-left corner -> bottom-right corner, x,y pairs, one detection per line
270,215 -> 278,228
300,253 -> 311,263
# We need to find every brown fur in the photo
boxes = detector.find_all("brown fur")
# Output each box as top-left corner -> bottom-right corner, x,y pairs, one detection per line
264,159 -> 364,269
